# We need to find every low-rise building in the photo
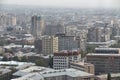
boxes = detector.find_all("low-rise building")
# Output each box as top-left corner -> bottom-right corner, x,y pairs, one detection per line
97,73 -> 120,80
53,50 -> 81,70
0,69 -> 12,80
87,54 -> 120,75
12,68 -> 96,80
95,48 -> 120,54
12,66 -> 53,78
70,61 -> 95,74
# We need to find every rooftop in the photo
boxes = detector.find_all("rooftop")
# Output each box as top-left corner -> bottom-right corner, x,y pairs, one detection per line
0,69 -> 11,75
97,73 -> 120,79
13,66 -> 54,77
70,61 -> 94,67
0,61 -> 34,66
87,53 -> 120,57
12,68 -> 94,80
12,73 -> 44,80
41,68 -> 94,78
95,48 -> 120,50
54,50 -> 80,56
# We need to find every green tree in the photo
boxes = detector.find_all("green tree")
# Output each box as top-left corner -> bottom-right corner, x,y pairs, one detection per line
35,59 -> 47,67
2,56 -> 8,61
21,56 -> 28,62
13,56 -> 19,61
49,56 -> 53,68
107,73 -> 111,80
0,40 -> 5,46
86,45 -> 97,53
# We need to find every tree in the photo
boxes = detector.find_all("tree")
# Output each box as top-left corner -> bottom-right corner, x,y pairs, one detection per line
21,56 -> 28,62
2,56 -> 8,61
107,73 -> 111,80
49,56 -> 53,68
13,56 -> 19,61
0,40 -> 5,46
86,45 -> 97,53
35,59 -> 47,67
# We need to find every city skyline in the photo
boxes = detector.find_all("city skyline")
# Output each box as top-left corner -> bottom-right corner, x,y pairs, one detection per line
0,0 -> 120,8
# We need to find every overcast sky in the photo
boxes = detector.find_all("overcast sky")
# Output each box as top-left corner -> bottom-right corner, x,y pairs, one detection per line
0,0 -> 120,8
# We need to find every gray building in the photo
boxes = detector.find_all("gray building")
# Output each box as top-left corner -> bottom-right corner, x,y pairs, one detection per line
87,54 -> 120,75
44,24 -> 65,36
31,15 -> 44,38
56,33 -> 78,51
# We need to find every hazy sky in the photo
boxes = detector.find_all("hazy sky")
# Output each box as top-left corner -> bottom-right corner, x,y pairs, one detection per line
0,0 -> 120,8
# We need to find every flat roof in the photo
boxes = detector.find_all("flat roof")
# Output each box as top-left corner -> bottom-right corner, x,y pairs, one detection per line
13,66 -> 54,77
0,61 -> 34,66
41,68 -> 94,78
95,48 -> 120,50
87,53 -> 120,57
12,68 -> 94,79
97,73 -> 120,78
0,69 -> 11,75
12,73 -> 44,80
87,40 -> 116,45
70,62 -> 93,67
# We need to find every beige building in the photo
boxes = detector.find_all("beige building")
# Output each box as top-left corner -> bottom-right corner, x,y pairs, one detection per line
70,62 -> 95,74
42,36 -> 58,55
11,16 -> 17,26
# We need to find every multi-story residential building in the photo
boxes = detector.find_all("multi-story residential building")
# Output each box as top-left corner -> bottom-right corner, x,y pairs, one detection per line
53,50 -> 81,70
0,14 -> 17,28
87,27 -> 103,42
87,27 -> 110,42
31,15 -> 44,38
65,26 -> 77,36
86,54 -> 120,75
42,36 -> 58,55
75,30 -> 87,51
0,14 -> 6,28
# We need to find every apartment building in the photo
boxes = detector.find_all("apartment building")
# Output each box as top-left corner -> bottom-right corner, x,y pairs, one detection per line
53,50 -> 81,70
42,36 -> 58,55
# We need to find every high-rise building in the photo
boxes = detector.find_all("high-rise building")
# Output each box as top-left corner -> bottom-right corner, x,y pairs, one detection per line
87,27 -> 103,42
87,27 -> 110,42
31,15 -> 44,38
0,14 -> 6,28
44,23 -> 65,36
42,36 -> 58,55
75,30 -> 87,51
11,16 -> 17,26
34,38 -> 42,53
56,33 -> 78,51
53,50 -> 81,70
